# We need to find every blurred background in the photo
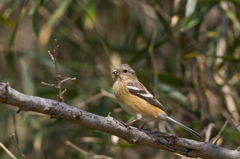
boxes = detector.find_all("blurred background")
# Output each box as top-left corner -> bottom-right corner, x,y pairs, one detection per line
0,0 -> 240,158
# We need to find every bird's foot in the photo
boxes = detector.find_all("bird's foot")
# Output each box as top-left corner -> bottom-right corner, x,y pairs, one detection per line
118,120 -> 131,132
140,123 -> 151,131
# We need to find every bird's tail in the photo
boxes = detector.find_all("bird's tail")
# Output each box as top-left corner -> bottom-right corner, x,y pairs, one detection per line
166,116 -> 201,138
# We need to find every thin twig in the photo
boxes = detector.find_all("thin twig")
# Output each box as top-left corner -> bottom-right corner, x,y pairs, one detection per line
61,89 -> 67,96
42,39 -> 76,102
0,142 -> 17,159
41,82 -> 59,90
205,123 -> 215,142
66,140 -> 113,159
79,89 -> 115,108
53,39 -> 59,58
10,133 -> 25,159
78,137 -> 103,143
47,51 -> 55,63
79,93 -> 104,108
53,39 -> 62,101
148,26 -> 158,98
11,112 -> 19,146
61,77 -> 76,84
211,113 -> 232,144
100,89 -> 116,99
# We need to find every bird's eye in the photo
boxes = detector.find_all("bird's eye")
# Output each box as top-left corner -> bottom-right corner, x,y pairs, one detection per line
123,69 -> 128,73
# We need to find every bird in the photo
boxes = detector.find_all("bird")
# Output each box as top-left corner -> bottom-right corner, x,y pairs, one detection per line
112,63 -> 201,138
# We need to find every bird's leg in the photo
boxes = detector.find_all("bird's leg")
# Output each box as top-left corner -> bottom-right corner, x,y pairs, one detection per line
140,123 -> 146,129
118,118 -> 140,132
140,123 -> 151,131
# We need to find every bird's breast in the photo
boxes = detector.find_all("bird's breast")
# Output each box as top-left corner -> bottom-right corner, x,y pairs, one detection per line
113,82 -> 137,117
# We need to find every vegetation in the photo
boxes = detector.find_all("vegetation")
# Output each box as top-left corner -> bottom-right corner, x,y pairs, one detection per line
0,0 -> 240,158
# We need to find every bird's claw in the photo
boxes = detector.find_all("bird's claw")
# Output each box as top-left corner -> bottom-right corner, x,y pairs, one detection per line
118,120 -> 131,132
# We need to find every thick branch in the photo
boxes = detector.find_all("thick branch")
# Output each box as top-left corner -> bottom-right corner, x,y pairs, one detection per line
0,83 -> 239,159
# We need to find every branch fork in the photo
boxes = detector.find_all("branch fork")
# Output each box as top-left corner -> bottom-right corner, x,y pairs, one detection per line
41,39 -> 76,102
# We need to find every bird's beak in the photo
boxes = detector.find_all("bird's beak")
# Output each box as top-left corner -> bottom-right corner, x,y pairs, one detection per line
112,69 -> 119,76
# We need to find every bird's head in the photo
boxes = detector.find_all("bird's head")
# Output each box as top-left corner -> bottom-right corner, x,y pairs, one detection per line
112,64 -> 136,81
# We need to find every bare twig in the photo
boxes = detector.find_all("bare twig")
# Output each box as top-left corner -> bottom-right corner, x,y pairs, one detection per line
0,142 -> 17,159
61,89 -> 67,96
78,137 -> 103,143
79,93 -> 104,108
53,39 -> 59,58
148,26 -> 158,98
42,39 -> 76,102
61,77 -> 76,84
79,89 -> 115,108
205,123 -> 215,142
47,50 -> 55,63
66,140 -> 113,159
0,83 -> 240,159
100,89 -> 116,99
211,113 -> 232,144
10,133 -> 25,159
41,82 -> 59,90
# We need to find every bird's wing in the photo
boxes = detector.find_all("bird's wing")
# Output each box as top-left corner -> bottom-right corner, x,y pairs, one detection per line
127,82 -> 167,114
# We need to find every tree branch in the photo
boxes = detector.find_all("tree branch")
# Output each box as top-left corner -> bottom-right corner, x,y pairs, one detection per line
0,82 -> 239,159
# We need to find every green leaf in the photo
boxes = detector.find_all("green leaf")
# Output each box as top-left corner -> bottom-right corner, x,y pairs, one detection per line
223,9 -> 240,31
33,12 -> 40,39
206,0 -> 240,9
19,54 -> 35,95
0,14 -> 14,27
6,53 -> 15,85
3,0 -> 17,18
155,8 -> 173,37
185,0 -> 197,17
9,0 -> 29,49
28,0 -> 45,15
226,38 -> 240,56
47,0 -> 71,26
216,56 -> 240,62
227,0 -> 240,9
182,52 -> 200,59
179,2 -> 215,31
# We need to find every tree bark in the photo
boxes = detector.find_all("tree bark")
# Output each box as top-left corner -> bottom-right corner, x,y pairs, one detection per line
0,82 -> 239,159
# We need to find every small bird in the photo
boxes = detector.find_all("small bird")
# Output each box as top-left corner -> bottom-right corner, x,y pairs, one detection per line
112,64 -> 201,138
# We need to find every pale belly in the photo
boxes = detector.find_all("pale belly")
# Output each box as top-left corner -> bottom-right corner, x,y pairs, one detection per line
117,99 -> 137,117
117,99 -> 157,123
